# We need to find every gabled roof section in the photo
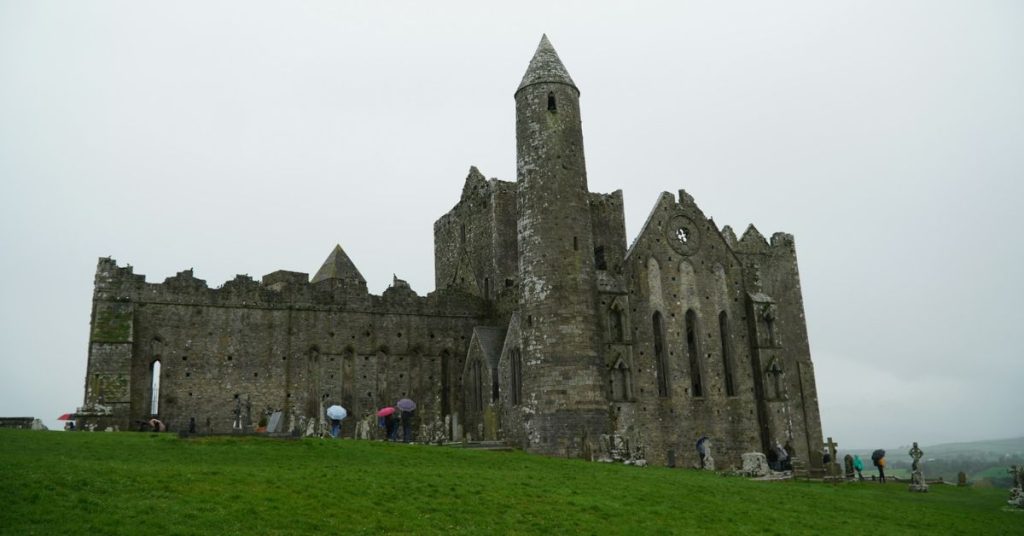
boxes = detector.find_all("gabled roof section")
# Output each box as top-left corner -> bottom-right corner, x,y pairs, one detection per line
624,192 -> 676,262
516,34 -> 578,96
472,326 -> 507,371
311,244 -> 366,284
735,224 -> 770,253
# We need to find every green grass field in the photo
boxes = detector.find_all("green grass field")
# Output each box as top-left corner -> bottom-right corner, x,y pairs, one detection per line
1,430 -> 1019,535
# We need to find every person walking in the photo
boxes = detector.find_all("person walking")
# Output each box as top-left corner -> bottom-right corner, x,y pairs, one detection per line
875,453 -> 887,483
400,409 -> 415,443
853,454 -> 865,481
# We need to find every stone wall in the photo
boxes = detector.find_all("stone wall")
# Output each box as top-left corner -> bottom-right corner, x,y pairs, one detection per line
80,258 -> 488,439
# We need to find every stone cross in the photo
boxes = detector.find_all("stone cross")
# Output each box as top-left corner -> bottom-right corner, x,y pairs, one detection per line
825,437 -> 839,478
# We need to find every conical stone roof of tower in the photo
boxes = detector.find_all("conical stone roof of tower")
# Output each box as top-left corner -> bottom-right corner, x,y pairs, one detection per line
516,34 -> 578,95
311,244 -> 366,284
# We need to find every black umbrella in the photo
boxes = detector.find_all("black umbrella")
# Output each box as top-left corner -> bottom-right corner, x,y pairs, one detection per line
871,449 -> 885,462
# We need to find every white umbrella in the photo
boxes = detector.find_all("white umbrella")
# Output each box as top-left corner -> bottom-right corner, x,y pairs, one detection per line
326,405 -> 348,420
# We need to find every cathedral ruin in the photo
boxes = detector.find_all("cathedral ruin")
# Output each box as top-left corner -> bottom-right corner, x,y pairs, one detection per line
78,36 -> 824,470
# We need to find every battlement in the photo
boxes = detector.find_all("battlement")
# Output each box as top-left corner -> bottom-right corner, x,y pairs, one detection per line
729,225 -> 797,255
92,257 -> 487,315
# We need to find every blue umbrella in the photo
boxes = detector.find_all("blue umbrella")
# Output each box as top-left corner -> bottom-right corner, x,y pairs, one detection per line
326,405 -> 348,420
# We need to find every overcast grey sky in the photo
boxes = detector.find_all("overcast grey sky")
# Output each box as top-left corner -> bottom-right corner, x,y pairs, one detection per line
1,1 -> 1021,448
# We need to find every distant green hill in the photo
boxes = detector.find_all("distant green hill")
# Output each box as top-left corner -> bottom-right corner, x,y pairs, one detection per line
1,430 -> 1021,534
843,436 -> 1024,460
839,437 -> 1024,487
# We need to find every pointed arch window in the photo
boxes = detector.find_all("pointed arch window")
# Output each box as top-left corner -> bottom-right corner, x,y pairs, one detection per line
510,349 -> 523,406
473,360 -> 484,411
610,305 -> 625,343
150,360 -> 162,415
766,358 -> 784,400
685,309 -> 703,397
653,311 -> 669,397
719,311 -> 736,397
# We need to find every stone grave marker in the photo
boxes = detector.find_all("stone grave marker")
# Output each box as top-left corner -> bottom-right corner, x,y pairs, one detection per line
267,411 -> 283,433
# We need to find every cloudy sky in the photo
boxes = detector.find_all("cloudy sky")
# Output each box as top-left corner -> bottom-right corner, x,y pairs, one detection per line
1,1 -> 1021,448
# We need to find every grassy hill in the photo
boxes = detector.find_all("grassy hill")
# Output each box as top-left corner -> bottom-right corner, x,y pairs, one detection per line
1,430 -> 1020,535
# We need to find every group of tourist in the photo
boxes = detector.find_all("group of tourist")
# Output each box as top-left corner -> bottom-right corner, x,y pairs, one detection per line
376,408 -> 415,443
325,401 -> 417,442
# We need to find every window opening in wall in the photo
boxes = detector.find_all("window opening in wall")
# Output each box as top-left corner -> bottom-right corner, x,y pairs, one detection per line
547,92 -> 557,112
441,350 -> 451,417
460,223 -> 467,244
760,303 -> 777,347
594,246 -> 607,270
611,307 -> 625,342
150,360 -> 162,415
511,349 -> 523,405
719,311 -> 736,396
573,236 -> 578,251
767,359 -> 783,399
492,370 -> 499,402
484,277 -> 491,299
685,309 -> 703,397
473,360 -> 484,411
653,312 -> 669,397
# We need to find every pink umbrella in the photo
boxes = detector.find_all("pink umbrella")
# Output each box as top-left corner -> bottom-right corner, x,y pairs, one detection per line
376,407 -> 395,417
57,413 -> 75,421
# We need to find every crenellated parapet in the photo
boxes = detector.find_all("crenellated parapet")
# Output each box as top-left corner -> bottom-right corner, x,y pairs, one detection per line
91,257 -> 488,317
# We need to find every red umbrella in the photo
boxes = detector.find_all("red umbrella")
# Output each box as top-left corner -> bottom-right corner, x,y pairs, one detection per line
376,407 -> 395,417
57,413 -> 74,421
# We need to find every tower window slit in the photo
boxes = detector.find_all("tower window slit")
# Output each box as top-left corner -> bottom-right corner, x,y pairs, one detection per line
547,92 -> 557,112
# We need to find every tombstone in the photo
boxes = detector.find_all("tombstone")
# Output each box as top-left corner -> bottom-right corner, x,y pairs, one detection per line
354,416 -> 370,440
957,472 -> 967,487
742,452 -> 770,477
266,411 -> 284,433
609,434 -> 628,462
702,441 -> 716,471
844,454 -> 855,480
907,442 -> 929,492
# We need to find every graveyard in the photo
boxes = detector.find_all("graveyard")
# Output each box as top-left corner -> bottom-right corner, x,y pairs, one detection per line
1,430 -> 1019,535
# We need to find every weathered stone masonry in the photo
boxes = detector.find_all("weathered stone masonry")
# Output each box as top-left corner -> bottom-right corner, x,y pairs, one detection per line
80,35 -> 824,471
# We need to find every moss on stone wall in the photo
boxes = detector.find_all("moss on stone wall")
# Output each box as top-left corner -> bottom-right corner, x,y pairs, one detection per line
91,304 -> 133,342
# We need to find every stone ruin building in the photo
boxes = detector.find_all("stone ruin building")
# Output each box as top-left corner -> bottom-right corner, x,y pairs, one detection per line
78,36 -> 825,471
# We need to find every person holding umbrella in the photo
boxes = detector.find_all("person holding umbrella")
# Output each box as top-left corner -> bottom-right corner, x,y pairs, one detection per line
326,405 -> 347,439
377,407 -> 397,441
871,449 -> 887,483
396,398 -> 416,443
853,454 -> 865,481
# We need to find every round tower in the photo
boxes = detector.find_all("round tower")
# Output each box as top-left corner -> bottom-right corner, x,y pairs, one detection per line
515,35 -> 608,456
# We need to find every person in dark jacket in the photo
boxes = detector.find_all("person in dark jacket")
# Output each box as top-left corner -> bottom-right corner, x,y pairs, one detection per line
400,410 -> 415,443
874,454 -> 887,483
